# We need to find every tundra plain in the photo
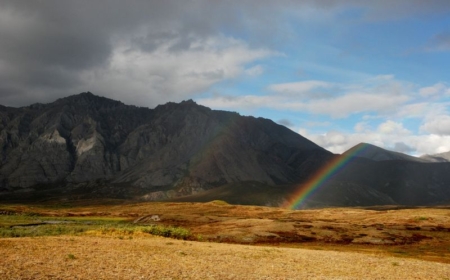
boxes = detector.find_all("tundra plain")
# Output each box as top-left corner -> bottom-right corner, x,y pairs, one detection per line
1,201 -> 450,279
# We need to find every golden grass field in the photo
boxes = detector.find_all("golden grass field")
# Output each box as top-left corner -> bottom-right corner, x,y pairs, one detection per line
1,201 -> 450,279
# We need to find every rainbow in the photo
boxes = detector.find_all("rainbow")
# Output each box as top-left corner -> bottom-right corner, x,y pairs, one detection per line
283,143 -> 371,209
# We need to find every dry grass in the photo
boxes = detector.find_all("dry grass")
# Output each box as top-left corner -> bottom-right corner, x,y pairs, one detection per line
1,235 -> 450,279
1,202 -> 450,269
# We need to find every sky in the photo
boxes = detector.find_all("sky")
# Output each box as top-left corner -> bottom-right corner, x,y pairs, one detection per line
1,0 -> 450,156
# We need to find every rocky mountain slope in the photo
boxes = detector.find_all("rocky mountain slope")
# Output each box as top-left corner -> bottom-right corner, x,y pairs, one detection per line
1,92 -> 450,208
0,92 -> 331,202
0,93 -> 154,189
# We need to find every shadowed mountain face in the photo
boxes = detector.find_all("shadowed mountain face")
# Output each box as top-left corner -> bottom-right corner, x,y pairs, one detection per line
0,92 -> 331,202
307,156 -> 450,208
1,93 -> 450,208
296,143 -> 450,208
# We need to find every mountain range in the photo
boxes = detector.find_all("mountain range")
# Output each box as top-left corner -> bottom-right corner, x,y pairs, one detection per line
1,92 -> 449,208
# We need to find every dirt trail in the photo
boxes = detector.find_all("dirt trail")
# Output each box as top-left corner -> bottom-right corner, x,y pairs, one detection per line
1,236 -> 449,279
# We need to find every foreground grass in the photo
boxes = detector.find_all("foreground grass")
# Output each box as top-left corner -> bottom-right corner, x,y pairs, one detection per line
3,236 -> 450,279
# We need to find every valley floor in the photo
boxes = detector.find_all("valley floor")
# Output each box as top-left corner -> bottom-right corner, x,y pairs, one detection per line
1,235 -> 449,280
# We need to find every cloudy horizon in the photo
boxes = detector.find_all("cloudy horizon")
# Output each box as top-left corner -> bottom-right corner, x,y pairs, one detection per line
1,0 -> 450,156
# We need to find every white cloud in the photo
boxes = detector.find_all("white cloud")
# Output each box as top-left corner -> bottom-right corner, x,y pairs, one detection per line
300,92 -> 409,118
419,82 -> 450,98
414,134 -> 450,154
354,121 -> 369,133
377,120 -> 411,135
200,75 -> 412,118
302,127 -> 450,156
245,65 -> 264,77
198,94 -> 278,110
197,72 -> 450,157
303,130 -> 382,154
298,95 -> 450,155
268,80 -> 333,97
396,103 -> 433,119
304,121 -> 331,127
420,115 -> 450,135
82,36 -> 275,107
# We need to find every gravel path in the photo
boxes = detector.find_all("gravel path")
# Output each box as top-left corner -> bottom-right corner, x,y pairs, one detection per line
0,236 -> 449,279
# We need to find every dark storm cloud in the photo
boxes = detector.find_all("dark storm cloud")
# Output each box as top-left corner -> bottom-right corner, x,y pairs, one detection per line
0,0 -> 255,106
0,0 -> 449,107
0,0 -> 280,106
0,1 -> 112,70
0,1 -> 115,105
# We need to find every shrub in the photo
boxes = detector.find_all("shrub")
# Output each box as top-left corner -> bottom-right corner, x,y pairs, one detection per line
141,225 -> 191,240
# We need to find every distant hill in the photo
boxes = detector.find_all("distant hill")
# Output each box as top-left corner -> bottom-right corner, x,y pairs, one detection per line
344,143 -> 429,162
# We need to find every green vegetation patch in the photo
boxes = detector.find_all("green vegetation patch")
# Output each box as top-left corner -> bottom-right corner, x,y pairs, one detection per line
141,225 -> 191,240
94,224 -> 191,240
0,215 -> 127,238
0,214 -> 191,240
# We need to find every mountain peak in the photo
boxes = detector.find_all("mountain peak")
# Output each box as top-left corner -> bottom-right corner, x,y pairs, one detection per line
181,99 -> 196,105
344,143 -> 427,162
154,99 -> 211,115
54,92 -> 124,109
352,142 -> 374,149
69,91 -> 105,100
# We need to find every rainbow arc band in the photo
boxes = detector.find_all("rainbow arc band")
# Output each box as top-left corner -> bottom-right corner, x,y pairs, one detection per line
284,143 -> 370,209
